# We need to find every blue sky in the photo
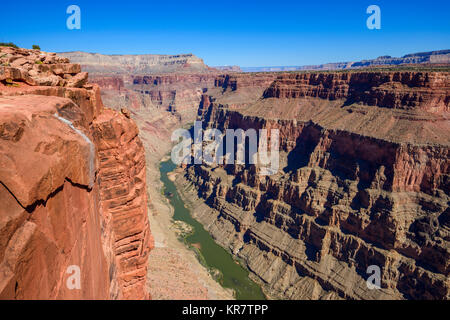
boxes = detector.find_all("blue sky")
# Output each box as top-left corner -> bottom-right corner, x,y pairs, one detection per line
1,0 -> 449,67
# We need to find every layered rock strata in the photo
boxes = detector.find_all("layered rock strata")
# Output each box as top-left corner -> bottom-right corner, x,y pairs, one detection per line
59,51 -> 219,122
0,46 -> 152,299
181,70 -> 450,300
58,52 -> 212,74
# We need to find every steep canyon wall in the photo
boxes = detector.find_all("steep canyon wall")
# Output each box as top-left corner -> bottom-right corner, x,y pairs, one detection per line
180,71 -> 450,300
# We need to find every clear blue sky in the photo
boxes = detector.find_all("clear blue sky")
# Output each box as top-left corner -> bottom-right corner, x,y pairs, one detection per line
1,0 -> 449,67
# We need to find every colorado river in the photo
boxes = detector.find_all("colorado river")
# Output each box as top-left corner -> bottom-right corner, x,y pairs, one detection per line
160,159 -> 266,300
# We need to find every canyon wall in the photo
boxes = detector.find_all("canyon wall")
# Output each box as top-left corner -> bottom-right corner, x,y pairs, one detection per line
241,49 -> 450,72
180,70 -> 450,299
0,47 -> 152,299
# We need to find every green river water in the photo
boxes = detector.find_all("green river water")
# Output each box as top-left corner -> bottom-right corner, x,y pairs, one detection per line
160,159 -> 266,300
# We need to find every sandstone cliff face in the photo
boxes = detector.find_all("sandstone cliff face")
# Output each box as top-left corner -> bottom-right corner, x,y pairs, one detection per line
182,70 -> 450,299
0,47 -> 152,299
93,108 -> 152,299
61,51 -> 220,133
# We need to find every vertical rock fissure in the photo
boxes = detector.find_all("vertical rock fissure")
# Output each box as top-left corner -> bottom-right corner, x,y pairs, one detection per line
53,113 -> 96,189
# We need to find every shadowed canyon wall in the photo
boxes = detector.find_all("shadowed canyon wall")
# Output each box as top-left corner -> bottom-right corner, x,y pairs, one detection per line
0,47 -> 152,299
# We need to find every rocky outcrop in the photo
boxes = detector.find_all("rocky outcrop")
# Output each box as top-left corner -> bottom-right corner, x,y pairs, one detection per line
182,70 -> 450,300
59,51 -> 212,74
0,47 -> 152,299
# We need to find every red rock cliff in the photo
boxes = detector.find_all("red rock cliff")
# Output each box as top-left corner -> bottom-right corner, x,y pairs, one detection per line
0,47 -> 152,299
183,70 -> 450,300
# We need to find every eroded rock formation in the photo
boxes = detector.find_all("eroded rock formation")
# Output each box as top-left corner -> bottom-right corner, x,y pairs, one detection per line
180,70 -> 450,300
58,51 -> 212,74
0,46 -> 152,299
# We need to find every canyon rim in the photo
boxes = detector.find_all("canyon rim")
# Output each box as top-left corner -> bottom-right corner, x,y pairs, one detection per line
1,0 -> 449,303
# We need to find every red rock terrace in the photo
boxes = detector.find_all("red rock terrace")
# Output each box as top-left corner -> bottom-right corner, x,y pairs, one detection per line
0,47 -> 152,299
